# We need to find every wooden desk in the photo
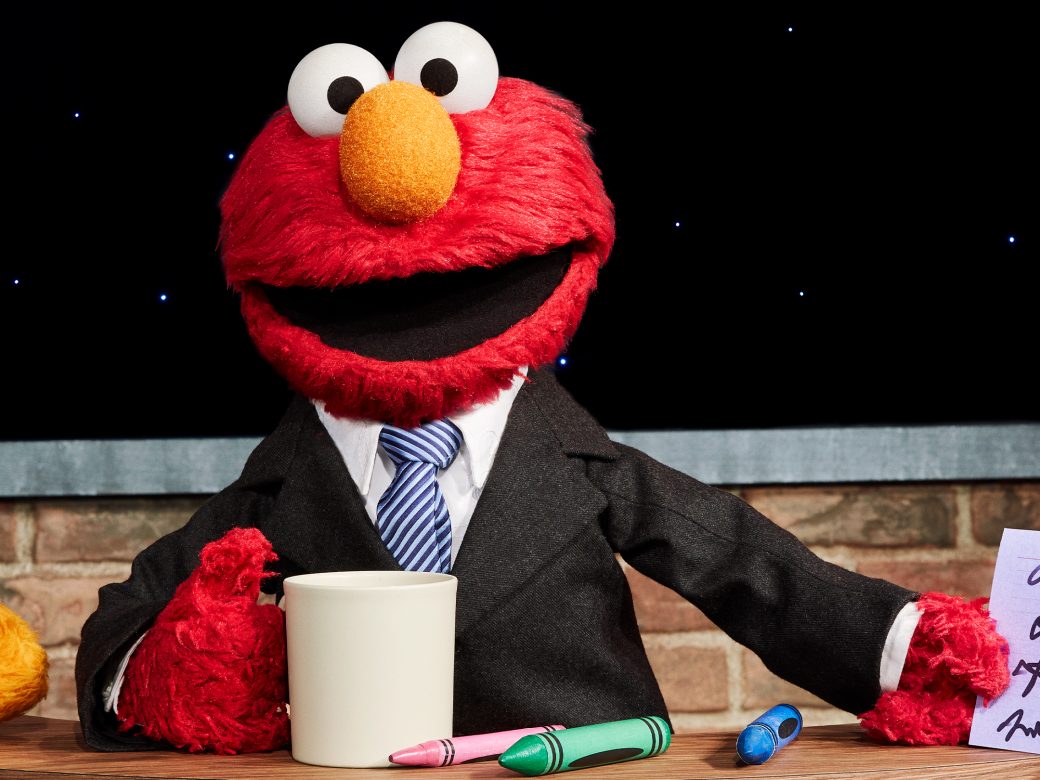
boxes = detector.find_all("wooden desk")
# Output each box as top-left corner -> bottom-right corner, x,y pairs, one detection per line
0,717 -> 1034,779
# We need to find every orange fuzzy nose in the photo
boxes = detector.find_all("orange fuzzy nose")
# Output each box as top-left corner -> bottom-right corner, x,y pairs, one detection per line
339,80 -> 461,224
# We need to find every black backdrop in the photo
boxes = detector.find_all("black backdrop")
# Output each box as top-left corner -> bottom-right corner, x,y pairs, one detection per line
2,5 -> 1035,439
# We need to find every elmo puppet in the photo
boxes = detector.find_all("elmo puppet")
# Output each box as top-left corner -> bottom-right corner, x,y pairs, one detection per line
76,22 -> 1009,754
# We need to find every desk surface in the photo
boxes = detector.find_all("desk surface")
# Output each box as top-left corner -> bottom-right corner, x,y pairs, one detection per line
0,717 -> 1034,779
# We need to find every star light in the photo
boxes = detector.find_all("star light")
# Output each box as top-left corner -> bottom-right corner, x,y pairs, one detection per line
227,152 -> 236,161
73,112 -> 80,118
1009,236 -> 1016,243
13,279 -> 19,285
674,221 -> 681,228
558,356 -> 568,366
787,26 -> 794,32
798,290 -> 805,297
159,293 -> 168,302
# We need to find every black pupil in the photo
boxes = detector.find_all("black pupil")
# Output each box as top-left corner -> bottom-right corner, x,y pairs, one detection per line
327,76 -> 364,114
420,58 -> 458,96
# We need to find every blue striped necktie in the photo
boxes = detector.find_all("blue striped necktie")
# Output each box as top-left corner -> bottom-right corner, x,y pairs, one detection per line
376,420 -> 463,573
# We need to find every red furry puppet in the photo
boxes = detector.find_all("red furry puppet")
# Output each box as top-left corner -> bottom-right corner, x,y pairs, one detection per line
76,22 -> 1008,754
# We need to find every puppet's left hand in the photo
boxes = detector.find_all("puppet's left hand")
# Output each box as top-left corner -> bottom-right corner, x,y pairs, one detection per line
859,592 -> 1009,745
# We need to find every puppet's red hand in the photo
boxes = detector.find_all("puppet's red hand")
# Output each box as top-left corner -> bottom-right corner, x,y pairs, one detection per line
117,527 -> 289,754
859,592 -> 1009,745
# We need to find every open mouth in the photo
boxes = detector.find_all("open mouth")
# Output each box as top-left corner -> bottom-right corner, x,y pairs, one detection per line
259,245 -> 572,361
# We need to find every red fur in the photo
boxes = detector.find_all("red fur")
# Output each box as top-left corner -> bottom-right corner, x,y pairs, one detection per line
859,592 -> 1010,745
118,528 -> 289,754
220,78 -> 614,425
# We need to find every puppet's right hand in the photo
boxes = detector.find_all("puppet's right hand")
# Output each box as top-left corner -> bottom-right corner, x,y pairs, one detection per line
116,527 -> 289,754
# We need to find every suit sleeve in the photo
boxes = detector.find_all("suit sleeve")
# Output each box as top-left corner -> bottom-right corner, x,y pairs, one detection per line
589,443 -> 918,715
74,484 -> 273,751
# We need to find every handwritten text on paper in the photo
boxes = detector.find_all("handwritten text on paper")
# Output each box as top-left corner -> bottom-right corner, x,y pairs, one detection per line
968,528 -> 1040,753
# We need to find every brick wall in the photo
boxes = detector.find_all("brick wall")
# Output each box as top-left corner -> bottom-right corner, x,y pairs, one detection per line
2,482 -> 1037,730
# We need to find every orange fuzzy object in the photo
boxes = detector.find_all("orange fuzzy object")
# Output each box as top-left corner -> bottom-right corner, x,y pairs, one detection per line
0,603 -> 49,721
339,80 -> 461,223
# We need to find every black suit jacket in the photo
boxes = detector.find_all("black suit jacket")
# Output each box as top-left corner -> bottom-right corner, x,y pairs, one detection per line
76,371 -> 916,750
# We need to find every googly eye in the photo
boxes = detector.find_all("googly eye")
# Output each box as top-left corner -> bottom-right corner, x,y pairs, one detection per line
288,43 -> 389,137
393,22 -> 498,114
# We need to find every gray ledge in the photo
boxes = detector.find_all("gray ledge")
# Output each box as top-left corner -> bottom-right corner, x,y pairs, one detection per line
1,424 -> 1038,497
609,424 -> 1040,486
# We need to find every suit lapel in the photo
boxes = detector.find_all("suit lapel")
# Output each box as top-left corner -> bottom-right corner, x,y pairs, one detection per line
451,378 -> 609,637
257,398 -> 401,576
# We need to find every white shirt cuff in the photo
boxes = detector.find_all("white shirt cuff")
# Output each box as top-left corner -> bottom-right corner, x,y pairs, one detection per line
879,601 -> 922,692
102,631 -> 148,716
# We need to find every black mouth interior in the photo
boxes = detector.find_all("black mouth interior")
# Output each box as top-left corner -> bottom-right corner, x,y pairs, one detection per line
261,245 -> 572,361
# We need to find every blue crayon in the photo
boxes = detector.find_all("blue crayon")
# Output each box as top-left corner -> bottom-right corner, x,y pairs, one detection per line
736,704 -> 802,765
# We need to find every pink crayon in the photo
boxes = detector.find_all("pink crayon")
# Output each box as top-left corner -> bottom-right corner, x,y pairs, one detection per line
390,725 -> 566,767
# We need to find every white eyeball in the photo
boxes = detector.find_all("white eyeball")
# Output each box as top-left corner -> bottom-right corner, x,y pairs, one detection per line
288,43 -> 389,137
393,22 -> 498,114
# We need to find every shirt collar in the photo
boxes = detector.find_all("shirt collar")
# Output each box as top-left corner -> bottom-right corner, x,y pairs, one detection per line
314,368 -> 528,497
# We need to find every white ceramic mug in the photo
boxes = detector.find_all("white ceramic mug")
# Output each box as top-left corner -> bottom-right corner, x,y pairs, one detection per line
283,570 -> 457,767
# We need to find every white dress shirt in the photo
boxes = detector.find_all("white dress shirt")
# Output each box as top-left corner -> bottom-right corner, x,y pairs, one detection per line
313,369 -> 527,567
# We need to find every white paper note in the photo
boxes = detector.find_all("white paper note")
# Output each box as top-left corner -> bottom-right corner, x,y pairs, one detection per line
968,528 -> 1040,753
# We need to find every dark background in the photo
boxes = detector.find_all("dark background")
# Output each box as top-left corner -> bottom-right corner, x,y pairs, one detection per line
2,4 -> 1035,439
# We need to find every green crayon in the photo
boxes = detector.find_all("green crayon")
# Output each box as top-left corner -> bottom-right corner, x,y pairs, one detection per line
498,716 -> 671,776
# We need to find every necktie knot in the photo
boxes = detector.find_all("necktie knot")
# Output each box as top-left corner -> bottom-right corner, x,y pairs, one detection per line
380,420 -> 462,470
